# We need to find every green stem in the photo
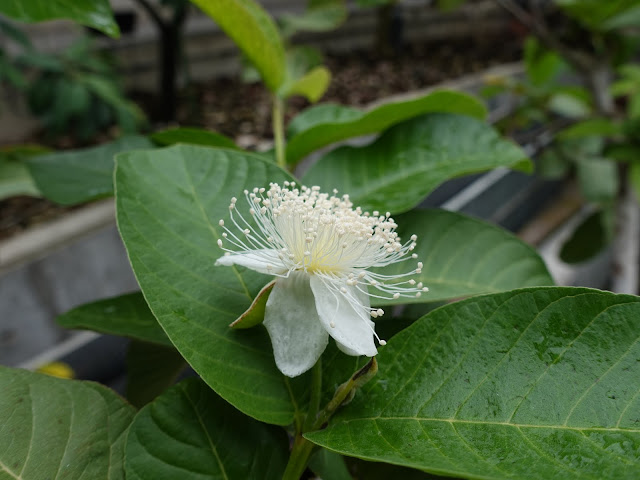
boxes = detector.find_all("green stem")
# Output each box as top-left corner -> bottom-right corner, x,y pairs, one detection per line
282,434 -> 316,480
272,96 -> 286,169
281,358 -> 378,479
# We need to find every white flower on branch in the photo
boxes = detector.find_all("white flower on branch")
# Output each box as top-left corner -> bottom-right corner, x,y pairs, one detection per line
215,182 -> 428,377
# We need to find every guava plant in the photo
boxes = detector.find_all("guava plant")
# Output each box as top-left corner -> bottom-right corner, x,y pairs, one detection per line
0,1 -> 639,479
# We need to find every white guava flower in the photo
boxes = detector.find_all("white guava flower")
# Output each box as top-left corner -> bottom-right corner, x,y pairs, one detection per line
215,182 -> 427,377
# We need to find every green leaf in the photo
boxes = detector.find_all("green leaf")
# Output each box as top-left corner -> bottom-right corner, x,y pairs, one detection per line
558,118 -> 622,139
151,127 -> 238,149
57,292 -> 171,346
0,366 -> 135,479
125,341 -> 186,408
124,378 -> 289,479
602,4 -> 640,29
576,157 -> 619,204
374,209 -> 554,305
307,287 -> 640,479
280,0 -> 348,37
555,0 -> 640,31
548,92 -> 591,118
115,144 -> 302,425
286,90 -> 487,164
0,145 -> 48,199
560,210 -> 611,263
302,113 -> 531,214
523,36 -> 566,86
280,65 -> 331,102
26,135 -> 153,205
309,448 -> 353,480
0,0 -> 120,37
190,0 -> 286,92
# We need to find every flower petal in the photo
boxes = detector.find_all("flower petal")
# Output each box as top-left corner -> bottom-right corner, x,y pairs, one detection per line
215,249 -> 287,275
264,272 -> 329,377
309,276 -> 378,357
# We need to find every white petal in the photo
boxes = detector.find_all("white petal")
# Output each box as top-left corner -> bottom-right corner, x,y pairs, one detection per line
215,249 -> 287,275
309,275 -> 378,357
264,272 -> 329,377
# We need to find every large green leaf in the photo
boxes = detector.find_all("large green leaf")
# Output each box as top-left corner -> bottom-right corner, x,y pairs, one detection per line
302,114 -> 531,214
286,90 -> 487,164
57,292 -> 171,346
374,209 -> 553,305
307,287 -> 640,479
190,0 -> 286,92
0,0 -> 119,37
115,145 -> 302,425
0,366 -> 135,479
124,378 -> 289,479
26,135 -> 153,205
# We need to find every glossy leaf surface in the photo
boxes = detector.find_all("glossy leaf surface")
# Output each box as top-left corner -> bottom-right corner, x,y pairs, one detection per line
286,90 -> 487,164
307,287 -> 640,479
0,366 -> 135,479
125,378 -> 289,479
115,145 -> 301,425
302,114 -> 530,214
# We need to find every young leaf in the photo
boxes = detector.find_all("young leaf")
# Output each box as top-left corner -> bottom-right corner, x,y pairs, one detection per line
125,378 -> 289,479
0,0 -> 120,38
302,113 -> 531,214
286,90 -> 487,164
374,209 -> 554,304
280,66 -> 331,102
307,287 -> 640,479
125,341 -> 187,408
0,366 -> 135,479
57,292 -> 171,346
190,0 -> 286,92
115,145 -> 302,425
26,135 -> 153,205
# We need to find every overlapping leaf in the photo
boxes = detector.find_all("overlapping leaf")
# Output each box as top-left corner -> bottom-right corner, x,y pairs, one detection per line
115,145 -> 303,425
57,292 -> 170,346
125,378 -> 289,479
0,366 -> 135,479
286,90 -> 487,164
307,287 -> 640,479
27,135 -> 152,205
375,209 -> 553,304
302,113 -> 531,214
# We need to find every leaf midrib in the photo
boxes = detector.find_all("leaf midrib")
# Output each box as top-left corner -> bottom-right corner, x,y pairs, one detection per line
331,416 -> 640,433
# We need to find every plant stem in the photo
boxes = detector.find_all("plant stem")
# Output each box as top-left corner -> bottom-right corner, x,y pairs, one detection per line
282,434 -> 316,480
281,358 -> 378,479
273,96 -> 286,169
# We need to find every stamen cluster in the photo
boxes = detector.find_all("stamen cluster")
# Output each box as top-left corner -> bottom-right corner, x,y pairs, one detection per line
217,182 -> 428,325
